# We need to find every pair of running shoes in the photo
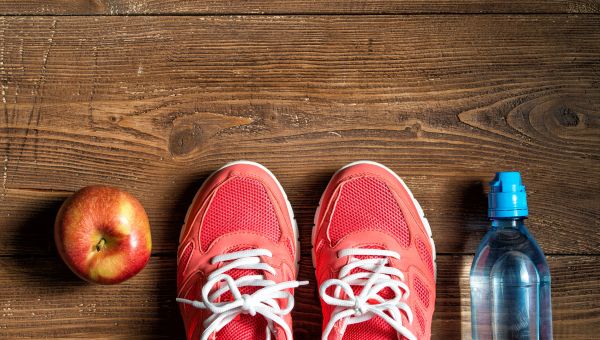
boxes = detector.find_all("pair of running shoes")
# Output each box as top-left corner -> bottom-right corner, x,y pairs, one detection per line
177,161 -> 436,340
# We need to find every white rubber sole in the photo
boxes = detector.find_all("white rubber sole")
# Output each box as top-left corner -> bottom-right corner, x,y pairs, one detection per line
181,160 -> 301,274
311,160 -> 437,279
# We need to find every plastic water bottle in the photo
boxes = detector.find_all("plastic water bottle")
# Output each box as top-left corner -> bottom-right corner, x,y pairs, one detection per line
470,172 -> 552,340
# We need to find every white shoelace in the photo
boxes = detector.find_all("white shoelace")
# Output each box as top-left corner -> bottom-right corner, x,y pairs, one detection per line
177,248 -> 308,340
319,248 -> 416,340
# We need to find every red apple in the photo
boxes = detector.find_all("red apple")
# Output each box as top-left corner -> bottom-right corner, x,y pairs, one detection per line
54,186 -> 152,284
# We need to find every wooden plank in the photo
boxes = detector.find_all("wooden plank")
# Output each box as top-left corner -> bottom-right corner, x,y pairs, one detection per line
0,15 -> 599,255
0,257 -> 184,339
0,255 -> 597,339
0,0 -> 599,15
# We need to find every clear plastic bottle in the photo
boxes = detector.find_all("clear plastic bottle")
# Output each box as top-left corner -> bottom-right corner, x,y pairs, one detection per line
470,172 -> 552,340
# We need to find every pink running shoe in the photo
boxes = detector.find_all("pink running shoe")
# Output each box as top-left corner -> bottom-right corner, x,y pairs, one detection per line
312,161 -> 436,340
177,161 -> 307,340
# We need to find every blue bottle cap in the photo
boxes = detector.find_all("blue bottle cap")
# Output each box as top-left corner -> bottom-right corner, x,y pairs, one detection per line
488,172 -> 528,218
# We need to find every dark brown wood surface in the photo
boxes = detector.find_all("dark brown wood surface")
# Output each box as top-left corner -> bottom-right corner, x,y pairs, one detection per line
0,4 -> 599,340
1,0 -> 600,14
1,256 -> 599,339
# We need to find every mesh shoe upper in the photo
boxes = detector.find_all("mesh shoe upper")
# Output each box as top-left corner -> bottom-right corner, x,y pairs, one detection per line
328,176 -> 410,247
177,162 -> 299,340
313,162 -> 436,340
201,176 -> 281,251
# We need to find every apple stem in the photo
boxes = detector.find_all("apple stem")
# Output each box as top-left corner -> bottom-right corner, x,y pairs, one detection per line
96,238 -> 106,252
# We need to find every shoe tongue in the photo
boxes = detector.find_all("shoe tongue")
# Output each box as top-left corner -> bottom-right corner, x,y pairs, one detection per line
220,247 -> 263,300
348,246 -> 394,299
339,247 -> 409,340
216,247 -> 268,338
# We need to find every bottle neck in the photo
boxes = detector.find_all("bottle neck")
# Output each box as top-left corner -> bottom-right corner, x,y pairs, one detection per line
490,217 -> 526,229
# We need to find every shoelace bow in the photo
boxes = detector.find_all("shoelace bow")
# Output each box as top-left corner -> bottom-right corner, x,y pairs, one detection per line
319,248 -> 416,340
177,248 -> 308,340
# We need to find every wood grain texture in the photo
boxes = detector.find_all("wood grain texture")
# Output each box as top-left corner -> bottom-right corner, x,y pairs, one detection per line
0,255 -> 598,339
0,13 -> 599,340
0,16 -> 598,256
1,0 -> 600,15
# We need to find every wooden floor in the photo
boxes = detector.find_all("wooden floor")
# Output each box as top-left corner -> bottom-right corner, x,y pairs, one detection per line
0,1 -> 599,339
